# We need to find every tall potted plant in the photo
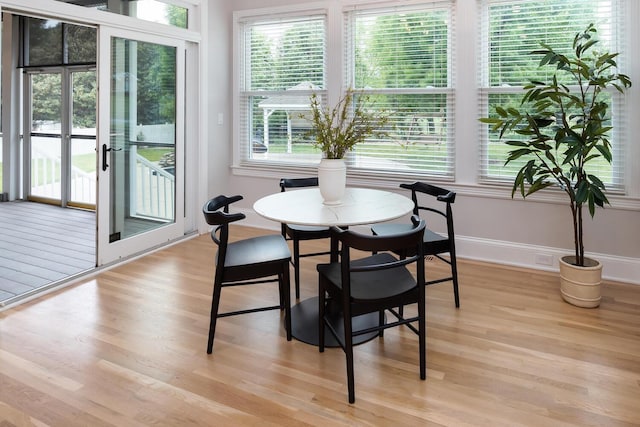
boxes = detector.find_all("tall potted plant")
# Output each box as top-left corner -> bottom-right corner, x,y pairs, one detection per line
481,24 -> 631,307
304,89 -> 388,205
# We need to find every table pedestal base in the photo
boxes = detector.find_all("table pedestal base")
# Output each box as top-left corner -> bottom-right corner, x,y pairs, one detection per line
290,297 -> 380,347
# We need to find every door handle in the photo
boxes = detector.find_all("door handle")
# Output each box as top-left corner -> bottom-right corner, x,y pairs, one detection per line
102,143 -> 123,171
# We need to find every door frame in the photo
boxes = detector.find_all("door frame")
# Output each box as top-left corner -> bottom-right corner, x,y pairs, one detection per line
97,25 -> 186,266
23,65 -> 97,209
1,1 -> 206,271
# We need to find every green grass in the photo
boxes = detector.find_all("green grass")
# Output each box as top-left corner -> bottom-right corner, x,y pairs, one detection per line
2,143 -> 614,193
138,147 -> 172,162
70,148 -> 173,172
267,143 -> 319,155
72,153 -> 97,173
266,141 -> 450,173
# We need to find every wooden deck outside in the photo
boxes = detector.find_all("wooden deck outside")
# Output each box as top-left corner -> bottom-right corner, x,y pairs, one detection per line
0,201 -> 95,306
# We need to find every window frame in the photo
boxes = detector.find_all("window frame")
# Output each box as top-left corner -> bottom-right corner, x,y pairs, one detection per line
232,0 -> 640,207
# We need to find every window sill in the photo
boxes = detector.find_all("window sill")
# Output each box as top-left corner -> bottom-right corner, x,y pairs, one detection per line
231,164 -> 640,212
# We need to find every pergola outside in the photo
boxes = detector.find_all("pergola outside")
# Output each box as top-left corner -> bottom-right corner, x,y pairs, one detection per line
257,82 -> 319,153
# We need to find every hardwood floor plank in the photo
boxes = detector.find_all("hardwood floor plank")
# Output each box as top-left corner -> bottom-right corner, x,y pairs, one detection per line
0,400 -> 50,427
1,226 -> 639,426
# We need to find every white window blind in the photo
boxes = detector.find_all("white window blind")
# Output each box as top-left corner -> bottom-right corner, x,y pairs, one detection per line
344,2 -> 455,178
479,0 -> 627,190
237,13 -> 327,165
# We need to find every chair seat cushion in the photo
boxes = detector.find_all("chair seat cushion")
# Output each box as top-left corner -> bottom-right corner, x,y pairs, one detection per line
372,223 -> 445,243
224,234 -> 291,268
371,223 -> 449,255
318,253 -> 417,301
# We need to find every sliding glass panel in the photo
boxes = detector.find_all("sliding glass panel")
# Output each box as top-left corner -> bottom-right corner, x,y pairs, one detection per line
109,36 -> 176,241
70,70 -> 97,206
30,73 -> 62,200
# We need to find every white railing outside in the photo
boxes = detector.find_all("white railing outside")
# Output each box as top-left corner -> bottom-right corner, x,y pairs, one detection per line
30,139 -> 173,220
130,145 -> 175,221
31,141 -> 96,204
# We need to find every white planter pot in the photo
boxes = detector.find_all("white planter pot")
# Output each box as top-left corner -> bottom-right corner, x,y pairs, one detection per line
559,255 -> 602,308
317,158 -> 346,205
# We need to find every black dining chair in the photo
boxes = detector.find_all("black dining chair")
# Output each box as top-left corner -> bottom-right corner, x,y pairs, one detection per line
280,177 -> 332,299
318,215 -> 426,403
203,195 -> 292,354
371,181 -> 460,308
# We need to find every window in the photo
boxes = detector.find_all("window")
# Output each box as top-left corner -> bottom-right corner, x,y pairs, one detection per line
479,0 -> 626,190
236,2 -> 454,176
123,0 -> 188,28
56,0 -> 189,29
237,12 -> 327,165
344,2 -> 454,178
20,17 -> 96,67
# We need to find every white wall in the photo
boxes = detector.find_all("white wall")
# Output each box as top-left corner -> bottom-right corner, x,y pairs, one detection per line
206,0 -> 640,285
205,0 -> 234,202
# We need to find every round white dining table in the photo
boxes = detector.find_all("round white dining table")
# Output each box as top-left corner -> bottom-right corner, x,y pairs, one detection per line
253,187 -> 415,346
253,187 -> 415,227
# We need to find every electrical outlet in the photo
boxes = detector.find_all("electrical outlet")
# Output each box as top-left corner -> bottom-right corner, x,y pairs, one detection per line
535,253 -> 553,266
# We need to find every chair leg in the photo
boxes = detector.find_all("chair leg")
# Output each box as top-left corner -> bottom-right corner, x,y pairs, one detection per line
293,239 -> 301,299
318,282 -> 326,352
378,310 -> 385,337
207,279 -> 224,354
451,256 -> 460,308
282,266 -> 292,341
418,293 -> 426,380
343,307 -> 356,404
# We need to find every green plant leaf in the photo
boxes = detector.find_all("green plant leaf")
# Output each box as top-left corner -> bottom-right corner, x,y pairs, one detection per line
504,141 -> 528,148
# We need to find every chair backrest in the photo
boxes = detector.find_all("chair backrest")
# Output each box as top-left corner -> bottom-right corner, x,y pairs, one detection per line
202,195 -> 246,262
279,177 -> 320,236
202,195 -> 245,226
280,177 -> 319,192
332,215 -> 426,290
400,181 -> 456,240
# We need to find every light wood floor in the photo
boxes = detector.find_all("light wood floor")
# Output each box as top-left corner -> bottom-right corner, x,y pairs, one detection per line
1,225 -> 639,426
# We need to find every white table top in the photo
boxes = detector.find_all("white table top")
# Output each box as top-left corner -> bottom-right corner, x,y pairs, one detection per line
253,187 -> 414,227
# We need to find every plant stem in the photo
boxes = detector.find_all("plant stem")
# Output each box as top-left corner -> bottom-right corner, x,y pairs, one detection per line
577,202 -> 584,266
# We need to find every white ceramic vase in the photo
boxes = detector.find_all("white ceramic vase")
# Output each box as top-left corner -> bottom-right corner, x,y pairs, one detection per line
317,158 -> 346,205
559,255 -> 602,308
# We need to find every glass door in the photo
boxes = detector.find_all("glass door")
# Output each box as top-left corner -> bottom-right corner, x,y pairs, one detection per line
26,68 -> 96,208
28,71 -> 63,203
97,28 -> 185,265
69,69 -> 98,207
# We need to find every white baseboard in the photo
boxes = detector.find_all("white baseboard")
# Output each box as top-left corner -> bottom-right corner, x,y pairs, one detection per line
238,208 -> 640,286
456,237 -> 640,285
